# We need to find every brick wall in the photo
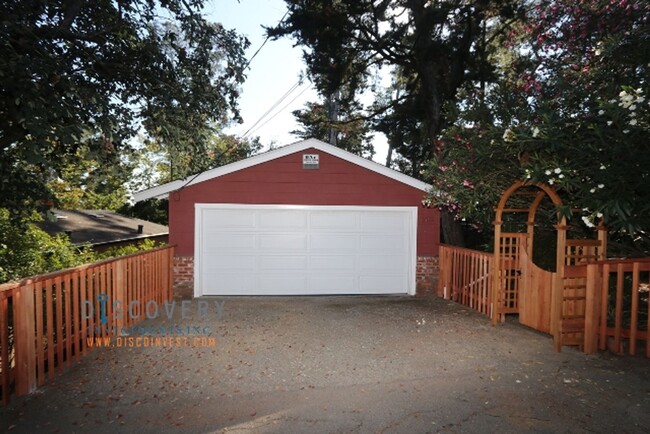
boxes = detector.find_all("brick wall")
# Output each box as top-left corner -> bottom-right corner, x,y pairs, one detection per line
416,256 -> 439,297
173,256 -> 194,286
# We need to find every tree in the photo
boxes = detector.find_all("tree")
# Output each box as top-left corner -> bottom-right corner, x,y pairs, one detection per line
269,0 -> 523,245
122,133 -> 262,224
48,143 -> 132,211
269,0 -> 521,150
0,0 -> 249,218
0,208 -> 95,283
130,133 -> 262,190
292,100 -> 374,158
430,0 -> 650,255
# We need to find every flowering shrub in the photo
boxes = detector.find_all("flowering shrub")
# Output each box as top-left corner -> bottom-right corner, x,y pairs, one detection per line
429,0 -> 649,253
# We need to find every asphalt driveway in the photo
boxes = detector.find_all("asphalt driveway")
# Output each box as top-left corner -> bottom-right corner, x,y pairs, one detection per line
1,296 -> 649,433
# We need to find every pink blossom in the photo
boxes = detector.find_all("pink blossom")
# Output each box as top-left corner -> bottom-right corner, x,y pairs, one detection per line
462,180 -> 475,189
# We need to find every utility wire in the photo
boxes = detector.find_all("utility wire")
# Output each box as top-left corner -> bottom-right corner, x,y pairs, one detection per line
243,9 -> 289,70
246,83 -> 312,137
241,78 -> 302,137
176,80 -> 306,193
173,9 -> 291,193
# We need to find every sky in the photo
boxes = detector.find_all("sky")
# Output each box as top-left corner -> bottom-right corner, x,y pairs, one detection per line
204,0 -> 389,163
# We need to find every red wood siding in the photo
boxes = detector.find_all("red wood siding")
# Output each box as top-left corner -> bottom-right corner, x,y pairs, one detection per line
169,147 -> 440,256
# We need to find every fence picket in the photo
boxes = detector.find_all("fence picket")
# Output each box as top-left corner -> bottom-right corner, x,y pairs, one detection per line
45,279 -> 54,381
0,246 -> 175,404
64,274 -> 72,369
438,245 -> 493,318
35,281 -> 45,386
441,246 -> 650,357
630,262 -> 639,356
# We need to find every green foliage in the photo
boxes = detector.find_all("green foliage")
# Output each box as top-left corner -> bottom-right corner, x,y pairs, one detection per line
48,144 -> 131,211
0,0 -> 249,218
118,199 -> 169,226
96,239 -> 162,261
129,133 -> 262,190
270,0 -> 523,156
0,208 -> 95,283
430,0 -> 650,254
292,101 -> 374,158
0,208 -> 165,283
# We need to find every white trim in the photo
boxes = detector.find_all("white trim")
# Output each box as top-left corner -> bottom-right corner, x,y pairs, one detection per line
193,205 -> 203,298
193,203 -> 418,297
134,138 -> 432,202
409,207 -> 418,295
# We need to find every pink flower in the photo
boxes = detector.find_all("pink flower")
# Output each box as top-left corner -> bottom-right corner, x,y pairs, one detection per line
462,180 -> 475,189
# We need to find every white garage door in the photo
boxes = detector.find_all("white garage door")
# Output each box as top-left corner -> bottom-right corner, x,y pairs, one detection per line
194,204 -> 417,296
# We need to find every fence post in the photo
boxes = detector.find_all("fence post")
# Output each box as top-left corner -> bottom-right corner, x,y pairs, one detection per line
14,283 -> 37,395
584,263 -> 600,354
437,247 -> 445,298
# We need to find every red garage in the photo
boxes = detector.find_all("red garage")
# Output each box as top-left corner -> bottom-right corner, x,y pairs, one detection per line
135,138 -> 440,297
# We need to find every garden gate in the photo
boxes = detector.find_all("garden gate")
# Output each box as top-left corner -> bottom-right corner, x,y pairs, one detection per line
492,181 -> 607,351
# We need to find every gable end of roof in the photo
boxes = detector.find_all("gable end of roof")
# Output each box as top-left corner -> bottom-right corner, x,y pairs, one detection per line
134,138 -> 432,202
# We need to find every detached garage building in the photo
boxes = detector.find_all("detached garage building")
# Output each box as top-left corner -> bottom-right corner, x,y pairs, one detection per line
134,138 -> 440,297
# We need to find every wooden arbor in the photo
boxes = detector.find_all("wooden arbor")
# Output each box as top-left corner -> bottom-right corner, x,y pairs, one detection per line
491,180 -> 607,351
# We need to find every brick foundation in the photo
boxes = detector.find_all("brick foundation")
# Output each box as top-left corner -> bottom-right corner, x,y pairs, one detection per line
416,256 -> 439,297
173,256 -> 194,287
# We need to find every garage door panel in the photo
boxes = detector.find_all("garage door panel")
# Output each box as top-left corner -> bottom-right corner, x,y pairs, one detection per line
203,209 -> 256,228
359,234 -> 406,251
360,213 -> 406,232
310,211 -> 357,231
310,234 -> 357,251
203,274 -> 255,294
202,254 -> 256,270
259,233 -> 307,250
259,255 -> 308,270
359,255 -> 405,272
259,210 -> 307,229
196,205 -> 416,296
310,255 -> 356,271
203,233 -> 256,250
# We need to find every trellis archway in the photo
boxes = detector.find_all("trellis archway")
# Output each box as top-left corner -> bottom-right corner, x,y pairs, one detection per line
492,180 -> 607,351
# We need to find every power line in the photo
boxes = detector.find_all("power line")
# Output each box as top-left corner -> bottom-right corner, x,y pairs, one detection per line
172,9 -> 292,193
241,78 -> 302,137
246,83 -> 312,137
243,9 -> 289,70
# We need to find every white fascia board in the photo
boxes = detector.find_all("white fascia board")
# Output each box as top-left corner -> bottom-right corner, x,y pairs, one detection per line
133,138 -> 434,202
313,140 -> 432,192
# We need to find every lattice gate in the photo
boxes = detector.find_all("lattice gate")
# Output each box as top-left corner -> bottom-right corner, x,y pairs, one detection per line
492,181 -> 607,351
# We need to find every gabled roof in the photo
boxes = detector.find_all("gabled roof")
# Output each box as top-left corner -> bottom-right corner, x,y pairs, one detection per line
37,209 -> 169,246
133,138 -> 433,202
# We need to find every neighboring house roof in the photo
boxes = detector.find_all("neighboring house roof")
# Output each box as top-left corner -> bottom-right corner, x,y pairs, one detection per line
37,209 -> 169,247
134,138 -> 433,202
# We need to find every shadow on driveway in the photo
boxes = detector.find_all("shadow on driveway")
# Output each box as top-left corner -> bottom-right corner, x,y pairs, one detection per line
2,296 -> 649,433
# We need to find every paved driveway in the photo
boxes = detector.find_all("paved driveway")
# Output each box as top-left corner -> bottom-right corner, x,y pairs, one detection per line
1,296 -> 649,433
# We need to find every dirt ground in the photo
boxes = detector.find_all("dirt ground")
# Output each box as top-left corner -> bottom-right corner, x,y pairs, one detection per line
1,295 -> 649,433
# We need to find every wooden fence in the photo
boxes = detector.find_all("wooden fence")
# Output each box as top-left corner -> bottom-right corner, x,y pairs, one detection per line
437,244 -> 493,316
584,258 -> 650,357
0,245 -> 175,405
439,245 -> 650,357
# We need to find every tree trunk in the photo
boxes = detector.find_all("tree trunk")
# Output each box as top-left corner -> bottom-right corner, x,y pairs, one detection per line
440,210 -> 465,247
327,90 -> 339,146
385,141 -> 394,167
